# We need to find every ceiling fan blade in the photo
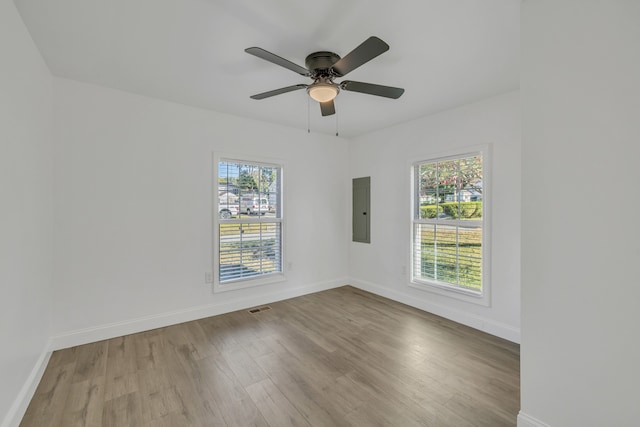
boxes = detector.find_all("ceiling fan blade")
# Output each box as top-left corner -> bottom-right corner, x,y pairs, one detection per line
341,80 -> 404,99
245,47 -> 310,76
331,37 -> 390,77
250,84 -> 307,100
320,100 -> 336,116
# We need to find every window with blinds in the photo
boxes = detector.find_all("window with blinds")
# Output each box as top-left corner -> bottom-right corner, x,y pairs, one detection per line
216,159 -> 282,285
412,152 -> 486,295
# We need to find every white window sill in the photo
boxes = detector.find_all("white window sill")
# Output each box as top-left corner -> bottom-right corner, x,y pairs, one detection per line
409,279 -> 490,307
213,272 -> 285,293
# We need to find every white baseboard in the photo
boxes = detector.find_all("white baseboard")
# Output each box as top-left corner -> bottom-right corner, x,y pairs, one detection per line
50,278 -> 347,351
348,278 -> 520,343
518,411 -> 551,427
1,341 -> 52,427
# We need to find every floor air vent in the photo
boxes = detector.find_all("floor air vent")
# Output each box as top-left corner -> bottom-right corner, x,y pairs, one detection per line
248,306 -> 272,314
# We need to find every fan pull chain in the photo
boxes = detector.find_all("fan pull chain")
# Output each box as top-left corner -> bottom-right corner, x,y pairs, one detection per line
335,105 -> 339,137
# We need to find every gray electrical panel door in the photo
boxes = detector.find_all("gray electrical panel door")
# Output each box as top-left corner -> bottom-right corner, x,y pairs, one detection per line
352,177 -> 370,243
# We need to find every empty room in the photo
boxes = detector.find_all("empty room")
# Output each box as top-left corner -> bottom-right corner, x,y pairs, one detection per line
2,1 -> 638,426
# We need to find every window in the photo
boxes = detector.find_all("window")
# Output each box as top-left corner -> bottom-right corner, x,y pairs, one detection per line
215,157 -> 283,288
412,150 -> 488,299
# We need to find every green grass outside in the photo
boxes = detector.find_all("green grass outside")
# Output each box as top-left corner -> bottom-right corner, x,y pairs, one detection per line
418,225 -> 482,290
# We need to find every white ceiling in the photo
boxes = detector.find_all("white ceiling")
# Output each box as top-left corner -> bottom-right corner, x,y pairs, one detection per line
14,0 -> 519,138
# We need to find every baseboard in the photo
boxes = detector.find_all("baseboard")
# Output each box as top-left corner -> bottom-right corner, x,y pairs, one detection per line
50,278 -> 347,351
1,341 -> 52,427
517,411 -> 551,427
348,278 -> 521,343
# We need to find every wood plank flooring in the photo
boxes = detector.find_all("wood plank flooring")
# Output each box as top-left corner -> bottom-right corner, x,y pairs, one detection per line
20,286 -> 520,426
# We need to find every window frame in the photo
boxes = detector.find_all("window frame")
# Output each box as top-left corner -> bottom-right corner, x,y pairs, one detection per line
409,145 -> 491,306
213,153 -> 285,293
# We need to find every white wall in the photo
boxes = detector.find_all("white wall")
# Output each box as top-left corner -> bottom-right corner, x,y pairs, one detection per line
51,78 -> 349,345
348,91 -> 521,342
0,0 -> 53,425
520,1 -> 640,426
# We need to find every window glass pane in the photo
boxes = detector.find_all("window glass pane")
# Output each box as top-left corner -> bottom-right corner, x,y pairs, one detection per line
438,159 -> 459,221
238,163 -> 259,214
218,162 -> 241,219
457,225 -> 482,290
259,165 -> 279,218
434,225 -> 458,283
414,223 -> 435,279
459,155 -> 483,220
418,163 -> 439,219
219,222 -> 282,282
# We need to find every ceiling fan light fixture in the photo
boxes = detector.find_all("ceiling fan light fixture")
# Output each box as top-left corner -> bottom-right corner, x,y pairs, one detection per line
308,83 -> 339,103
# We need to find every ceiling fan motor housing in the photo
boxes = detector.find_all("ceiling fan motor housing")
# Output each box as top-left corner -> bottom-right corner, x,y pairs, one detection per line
305,51 -> 341,78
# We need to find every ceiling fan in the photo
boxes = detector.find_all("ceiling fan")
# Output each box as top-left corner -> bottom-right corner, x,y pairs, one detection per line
245,36 -> 404,117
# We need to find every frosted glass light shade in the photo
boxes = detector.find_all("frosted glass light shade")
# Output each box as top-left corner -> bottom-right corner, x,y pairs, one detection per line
308,84 -> 338,102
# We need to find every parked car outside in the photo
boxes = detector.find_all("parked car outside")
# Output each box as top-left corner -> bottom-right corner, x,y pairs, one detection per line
240,197 -> 269,215
218,202 -> 239,219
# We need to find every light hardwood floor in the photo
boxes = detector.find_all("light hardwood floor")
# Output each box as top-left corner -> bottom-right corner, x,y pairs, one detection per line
20,286 -> 520,426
